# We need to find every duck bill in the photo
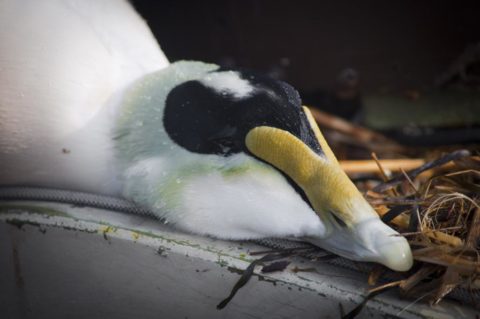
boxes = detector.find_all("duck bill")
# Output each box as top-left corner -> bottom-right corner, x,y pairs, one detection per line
245,107 -> 413,271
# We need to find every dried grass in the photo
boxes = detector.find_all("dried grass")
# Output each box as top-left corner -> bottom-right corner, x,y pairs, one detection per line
364,150 -> 480,305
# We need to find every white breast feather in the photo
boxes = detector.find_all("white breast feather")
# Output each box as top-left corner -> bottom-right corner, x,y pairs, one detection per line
0,0 -> 168,194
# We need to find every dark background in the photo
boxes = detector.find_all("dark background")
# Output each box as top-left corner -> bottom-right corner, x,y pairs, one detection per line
133,0 -> 480,94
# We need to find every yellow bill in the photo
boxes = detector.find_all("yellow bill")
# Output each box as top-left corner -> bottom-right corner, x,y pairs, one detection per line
245,107 -> 413,271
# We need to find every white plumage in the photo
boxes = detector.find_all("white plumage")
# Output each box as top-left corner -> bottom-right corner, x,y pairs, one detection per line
199,71 -> 256,99
0,0 -> 412,271
116,60 -> 326,239
0,0 -> 168,194
0,0 -> 324,240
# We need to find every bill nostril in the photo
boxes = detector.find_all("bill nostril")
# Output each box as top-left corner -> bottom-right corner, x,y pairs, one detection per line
331,211 -> 347,228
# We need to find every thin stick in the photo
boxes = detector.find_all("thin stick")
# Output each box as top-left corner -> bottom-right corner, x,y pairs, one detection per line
371,152 -> 390,182
372,152 -> 399,197
416,207 -> 424,233
398,226 -> 462,237
368,280 -> 404,294
400,167 -> 419,195
373,150 -> 471,193
396,292 -> 434,317
340,159 -> 425,174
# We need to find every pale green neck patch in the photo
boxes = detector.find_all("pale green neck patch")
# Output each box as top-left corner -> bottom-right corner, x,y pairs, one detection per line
114,61 -> 219,165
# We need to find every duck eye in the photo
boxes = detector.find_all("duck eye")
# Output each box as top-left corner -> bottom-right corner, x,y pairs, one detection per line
331,211 -> 347,228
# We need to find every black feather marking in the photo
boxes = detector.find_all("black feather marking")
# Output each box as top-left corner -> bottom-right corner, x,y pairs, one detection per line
163,69 -> 323,157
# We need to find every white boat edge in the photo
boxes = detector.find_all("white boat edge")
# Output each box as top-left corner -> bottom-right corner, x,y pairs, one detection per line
0,201 -> 475,319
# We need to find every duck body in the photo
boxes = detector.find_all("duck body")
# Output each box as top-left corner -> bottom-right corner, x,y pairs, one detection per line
0,0 -> 168,194
0,0 -> 323,240
0,0 -> 413,271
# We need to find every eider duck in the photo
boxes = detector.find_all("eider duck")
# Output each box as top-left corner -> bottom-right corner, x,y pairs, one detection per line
0,0 -> 412,271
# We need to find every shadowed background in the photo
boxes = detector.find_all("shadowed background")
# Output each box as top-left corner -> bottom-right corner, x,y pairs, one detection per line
133,0 -> 479,92
132,0 -> 480,146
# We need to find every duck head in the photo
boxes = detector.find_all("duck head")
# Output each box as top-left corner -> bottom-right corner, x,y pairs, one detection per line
245,116 -> 413,271
118,61 -> 412,271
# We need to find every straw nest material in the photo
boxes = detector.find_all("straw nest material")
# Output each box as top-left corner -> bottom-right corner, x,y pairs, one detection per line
217,149 -> 480,313
364,149 -> 480,305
